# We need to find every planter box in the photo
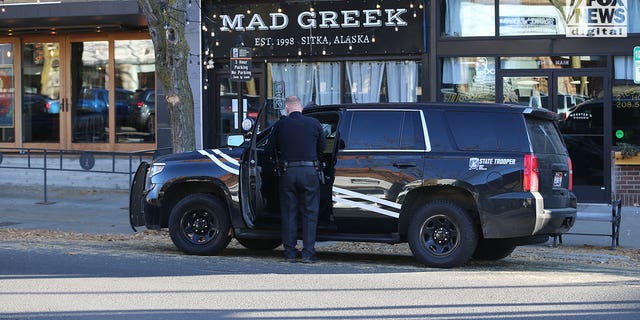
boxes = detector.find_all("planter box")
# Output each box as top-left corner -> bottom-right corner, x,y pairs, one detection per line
614,152 -> 640,165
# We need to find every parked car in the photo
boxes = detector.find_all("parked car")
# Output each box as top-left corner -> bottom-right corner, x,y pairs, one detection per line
128,89 -> 155,132
130,102 -> 577,268
76,87 -> 133,124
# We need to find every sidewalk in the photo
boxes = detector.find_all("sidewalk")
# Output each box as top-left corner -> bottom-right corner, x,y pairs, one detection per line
0,186 -> 133,235
0,184 -> 639,249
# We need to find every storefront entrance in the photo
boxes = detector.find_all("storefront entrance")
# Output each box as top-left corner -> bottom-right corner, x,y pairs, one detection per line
500,70 -> 610,203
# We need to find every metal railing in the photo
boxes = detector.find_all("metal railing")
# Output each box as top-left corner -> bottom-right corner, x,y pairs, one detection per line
0,147 -> 172,204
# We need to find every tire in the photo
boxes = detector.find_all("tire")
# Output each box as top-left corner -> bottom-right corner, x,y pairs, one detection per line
146,116 -> 155,135
472,239 -> 516,261
236,238 -> 282,251
408,201 -> 478,268
168,194 -> 231,255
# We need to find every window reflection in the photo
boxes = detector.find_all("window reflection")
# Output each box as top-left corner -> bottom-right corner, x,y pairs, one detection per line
612,56 -> 640,146
440,57 -> 495,103
499,0 -> 565,36
442,0 -> 495,37
503,76 -> 549,108
70,41 -> 109,143
0,43 -> 14,142
115,39 -> 156,143
22,42 -> 59,143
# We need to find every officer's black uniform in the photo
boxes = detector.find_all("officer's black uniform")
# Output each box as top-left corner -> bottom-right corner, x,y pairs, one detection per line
267,110 -> 326,262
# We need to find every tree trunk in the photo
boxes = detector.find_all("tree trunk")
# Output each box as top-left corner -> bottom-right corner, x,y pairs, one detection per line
138,0 -> 195,153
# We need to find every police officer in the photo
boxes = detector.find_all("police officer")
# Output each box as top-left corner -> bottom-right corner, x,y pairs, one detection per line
267,95 -> 326,263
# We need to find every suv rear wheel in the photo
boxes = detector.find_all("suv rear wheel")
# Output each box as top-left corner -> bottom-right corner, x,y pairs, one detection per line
408,201 -> 478,268
168,194 -> 231,255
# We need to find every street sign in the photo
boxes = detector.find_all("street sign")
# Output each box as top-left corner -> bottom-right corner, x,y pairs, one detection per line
273,81 -> 285,110
230,47 -> 252,81
635,46 -> 640,84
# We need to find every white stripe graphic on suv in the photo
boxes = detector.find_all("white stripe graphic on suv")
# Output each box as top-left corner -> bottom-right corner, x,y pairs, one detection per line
332,186 -> 401,219
194,154 -> 400,218
212,148 -> 240,166
198,149 -> 239,175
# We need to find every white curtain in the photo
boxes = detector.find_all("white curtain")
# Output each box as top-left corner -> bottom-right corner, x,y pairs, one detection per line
346,61 -> 384,103
614,56 -> 634,80
630,0 -> 640,33
442,57 -> 468,84
445,0 -> 463,36
270,63 -> 314,106
386,61 -> 418,102
314,62 -> 340,105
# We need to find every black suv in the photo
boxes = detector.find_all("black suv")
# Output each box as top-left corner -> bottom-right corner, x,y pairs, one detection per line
130,102 -> 577,268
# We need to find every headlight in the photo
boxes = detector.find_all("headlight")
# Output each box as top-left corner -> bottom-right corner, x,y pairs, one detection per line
148,163 -> 166,177
145,163 -> 165,189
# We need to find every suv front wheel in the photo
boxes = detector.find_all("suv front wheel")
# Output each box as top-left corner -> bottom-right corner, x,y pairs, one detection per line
408,201 -> 478,268
168,194 -> 232,255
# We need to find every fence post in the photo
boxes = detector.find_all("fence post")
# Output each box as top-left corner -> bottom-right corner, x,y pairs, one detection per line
37,149 -> 55,205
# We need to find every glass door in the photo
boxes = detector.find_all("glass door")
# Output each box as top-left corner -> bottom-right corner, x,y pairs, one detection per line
68,40 -> 110,145
215,73 -> 262,146
555,73 -> 609,203
21,41 -> 63,145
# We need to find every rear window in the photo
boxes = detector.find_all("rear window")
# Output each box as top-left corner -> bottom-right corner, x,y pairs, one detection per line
526,118 -> 567,154
445,111 -> 526,151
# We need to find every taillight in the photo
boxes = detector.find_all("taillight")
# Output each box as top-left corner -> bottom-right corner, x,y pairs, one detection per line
137,101 -> 144,108
524,154 -> 539,192
568,156 -> 573,191
45,101 -> 51,111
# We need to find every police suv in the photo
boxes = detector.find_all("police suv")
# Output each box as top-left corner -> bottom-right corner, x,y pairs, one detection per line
130,102 -> 577,268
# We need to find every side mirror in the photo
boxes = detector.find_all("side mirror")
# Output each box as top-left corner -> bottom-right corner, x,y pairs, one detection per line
227,135 -> 245,147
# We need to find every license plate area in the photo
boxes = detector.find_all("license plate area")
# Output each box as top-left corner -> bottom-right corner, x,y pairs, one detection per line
553,171 -> 563,188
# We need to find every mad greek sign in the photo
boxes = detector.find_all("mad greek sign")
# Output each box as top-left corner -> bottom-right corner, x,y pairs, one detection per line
205,0 -> 424,57
565,0 -> 627,37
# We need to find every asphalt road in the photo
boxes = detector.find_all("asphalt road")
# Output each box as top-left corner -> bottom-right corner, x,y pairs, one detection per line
1,237 -> 639,320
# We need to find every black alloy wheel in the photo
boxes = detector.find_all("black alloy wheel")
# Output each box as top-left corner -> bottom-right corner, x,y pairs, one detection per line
168,194 -> 231,255
408,201 -> 478,268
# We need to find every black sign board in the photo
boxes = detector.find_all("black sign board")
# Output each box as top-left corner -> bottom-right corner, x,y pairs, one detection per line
204,0 -> 424,58
230,47 -> 252,81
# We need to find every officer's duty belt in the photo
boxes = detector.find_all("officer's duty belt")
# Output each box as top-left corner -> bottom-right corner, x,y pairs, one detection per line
285,161 -> 317,167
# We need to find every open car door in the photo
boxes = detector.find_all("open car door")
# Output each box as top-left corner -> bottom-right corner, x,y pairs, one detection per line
239,101 -> 280,228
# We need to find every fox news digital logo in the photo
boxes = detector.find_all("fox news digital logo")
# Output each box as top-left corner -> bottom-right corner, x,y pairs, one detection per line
565,0 -> 627,37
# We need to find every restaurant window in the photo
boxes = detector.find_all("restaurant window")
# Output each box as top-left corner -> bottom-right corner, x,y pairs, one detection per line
440,57 -> 495,103
441,0 -> 495,37
612,56 -> 640,146
498,0 -> 565,36
444,1 -> 638,36
269,62 -> 340,107
114,39 -> 156,144
345,61 -> 421,103
0,43 -> 14,142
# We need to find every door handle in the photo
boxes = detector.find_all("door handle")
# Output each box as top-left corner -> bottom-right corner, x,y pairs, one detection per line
393,162 -> 416,169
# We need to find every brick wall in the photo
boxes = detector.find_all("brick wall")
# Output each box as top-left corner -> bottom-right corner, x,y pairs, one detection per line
612,164 -> 640,206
